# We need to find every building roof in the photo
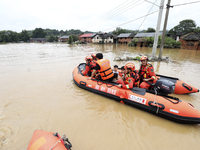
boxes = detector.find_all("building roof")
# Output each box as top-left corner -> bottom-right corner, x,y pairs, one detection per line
60,36 -> 69,39
134,32 -> 162,38
183,33 -> 200,41
80,33 -> 96,38
117,33 -> 135,38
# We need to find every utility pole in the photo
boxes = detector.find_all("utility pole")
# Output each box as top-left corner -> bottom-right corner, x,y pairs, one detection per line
151,0 -> 165,59
158,0 -> 173,59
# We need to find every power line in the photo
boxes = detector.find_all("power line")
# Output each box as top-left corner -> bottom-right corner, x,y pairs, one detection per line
88,0 -> 133,25
88,0 -> 143,28
144,0 -> 159,7
138,0 -> 158,30
172,1 -> 200,7
101,9 -> 159,32
89,0 -> 145,29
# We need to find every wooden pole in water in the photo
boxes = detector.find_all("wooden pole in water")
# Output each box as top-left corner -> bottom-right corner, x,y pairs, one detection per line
151,0 -> 165,59
158,0 -> 172,60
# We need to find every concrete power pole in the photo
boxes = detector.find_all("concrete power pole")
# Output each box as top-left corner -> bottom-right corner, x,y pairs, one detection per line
158,0 -> 172,59
151,0 -> 165,59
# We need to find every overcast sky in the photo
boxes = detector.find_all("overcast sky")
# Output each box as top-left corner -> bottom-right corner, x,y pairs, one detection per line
0,0 -> 200,33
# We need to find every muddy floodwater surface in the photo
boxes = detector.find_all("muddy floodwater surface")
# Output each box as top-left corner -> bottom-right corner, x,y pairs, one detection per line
0,43 -> 200,150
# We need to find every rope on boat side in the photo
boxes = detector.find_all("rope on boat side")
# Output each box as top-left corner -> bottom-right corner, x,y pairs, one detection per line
50,134 -> 66,150
153,88 -> 159,114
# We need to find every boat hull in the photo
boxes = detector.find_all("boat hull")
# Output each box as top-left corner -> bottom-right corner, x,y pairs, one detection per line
73,64 -> 200,124
27,130 -> 71,150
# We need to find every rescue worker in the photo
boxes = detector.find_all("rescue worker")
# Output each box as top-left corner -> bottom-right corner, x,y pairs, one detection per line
117,63 -> 140,89
91,53 -> 97,63
88,53 -> 114,82
139,56 -> 156,89
118,66 -> 125,80
82,56 -> 96,76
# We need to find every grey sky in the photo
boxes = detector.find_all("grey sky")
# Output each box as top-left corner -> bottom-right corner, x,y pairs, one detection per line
0,0 -> 199,33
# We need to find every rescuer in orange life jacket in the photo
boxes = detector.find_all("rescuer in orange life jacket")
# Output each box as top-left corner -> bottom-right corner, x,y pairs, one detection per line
82,55 -> 96,76
139,56 -> 156,89
87,53 -> 115,82
117,63 -> 140,89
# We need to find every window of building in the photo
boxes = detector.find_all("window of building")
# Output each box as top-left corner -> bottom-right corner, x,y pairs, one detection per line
187,43 -> 194,46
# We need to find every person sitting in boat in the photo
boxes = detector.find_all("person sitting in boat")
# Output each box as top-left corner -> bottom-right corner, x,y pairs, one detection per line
88,53 -> 115,82
82,55 -> 96,76
113,65 -> 119,74
118,66 -> 125,79
139,56 -> 156,89
91,53 -> 97,63
117,63 -> 140,89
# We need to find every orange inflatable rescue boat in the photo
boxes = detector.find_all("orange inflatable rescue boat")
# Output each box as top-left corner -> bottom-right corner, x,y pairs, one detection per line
27,130 -> 72,150
73,63 -> 200,124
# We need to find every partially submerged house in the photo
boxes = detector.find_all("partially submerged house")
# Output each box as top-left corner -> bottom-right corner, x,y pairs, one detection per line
80,33 -> 96,43
134,32 -> 162,47
60,35 -> 69,42
117,33 -> 136,44
179,32 -> 200,50
92,33 -> 117,44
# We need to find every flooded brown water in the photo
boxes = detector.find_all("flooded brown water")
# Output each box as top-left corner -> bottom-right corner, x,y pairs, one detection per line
0,43 -> 200,150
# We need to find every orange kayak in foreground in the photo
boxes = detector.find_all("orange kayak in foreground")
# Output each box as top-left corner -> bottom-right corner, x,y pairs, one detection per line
27,130 -> 72,150
73,63 -> 200,124
156,74 -> 199,94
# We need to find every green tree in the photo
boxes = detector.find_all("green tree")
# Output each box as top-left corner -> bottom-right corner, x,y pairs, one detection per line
146,27 -> 155,33
19,30 -> 30,42
112,27 -> 127,35
47,35 -> 55,42
32,28 -> 47,38
169,19 -> 197,35
0,30 -> 19,43
71,35 -> 79,42
68,35 -> 73,44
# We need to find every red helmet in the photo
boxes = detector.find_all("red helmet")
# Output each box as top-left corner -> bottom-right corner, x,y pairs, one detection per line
91,53 -> 96,59
140,56 -> 148,61
124,63 -> 135,71
85,56 -> 92,61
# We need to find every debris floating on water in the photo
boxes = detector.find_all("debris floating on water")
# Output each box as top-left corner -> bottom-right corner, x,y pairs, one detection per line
114,54 -> 170,62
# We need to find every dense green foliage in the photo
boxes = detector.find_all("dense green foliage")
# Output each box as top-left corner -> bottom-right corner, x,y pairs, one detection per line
169,19 -> 200,35
19,30 -> 30,42
68,35 -> 73,44
128,36 -> 181,49
0,30 -> 19,42
67,34 -> 79,44
32,28 -> 47,38
146,27 -> 156,33
47,35 -> 58,42
112,27 -> 136,35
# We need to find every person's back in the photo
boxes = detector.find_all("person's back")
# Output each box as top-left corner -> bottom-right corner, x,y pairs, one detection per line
88,53 -> 114,82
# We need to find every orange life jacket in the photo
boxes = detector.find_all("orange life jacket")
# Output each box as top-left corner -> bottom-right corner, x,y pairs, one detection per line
86,62 -> 96,73
139,63 -> 156,81
96,59 -> 114,80
124,71 -> 140,88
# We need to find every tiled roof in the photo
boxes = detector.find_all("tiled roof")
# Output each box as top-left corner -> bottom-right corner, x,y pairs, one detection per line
60,36 -> 69,39
80,33 -> 95,38
183,33 -> 200,41
134,32 -> 162,37
117,33 -> 131,38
